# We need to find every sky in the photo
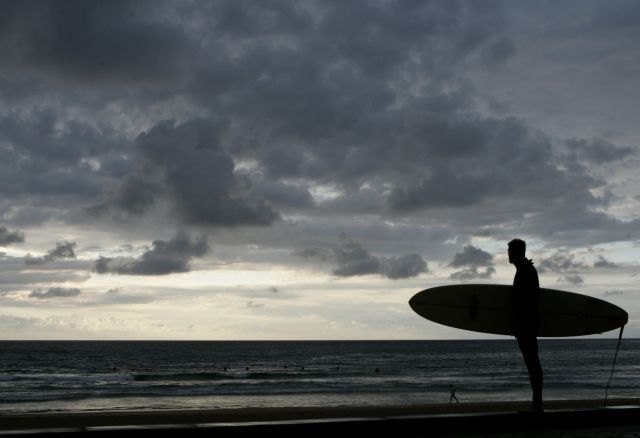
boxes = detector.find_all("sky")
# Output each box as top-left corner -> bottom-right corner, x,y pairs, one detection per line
0,0 -> 639,340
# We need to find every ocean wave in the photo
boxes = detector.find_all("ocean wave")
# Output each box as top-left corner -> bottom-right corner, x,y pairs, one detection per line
1,373 -> 134,383
0,375 -> 19,382
1,339 -> 638,412
132,370 -> 360,382
133,372 -> 225,381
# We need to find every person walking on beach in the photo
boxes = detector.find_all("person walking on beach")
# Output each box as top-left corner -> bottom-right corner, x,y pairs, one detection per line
449,385 -> 459,404
509,238 -> 543,412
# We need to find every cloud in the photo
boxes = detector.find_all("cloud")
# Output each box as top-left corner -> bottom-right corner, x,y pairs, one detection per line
246,300 -> 264,309
536,252 -> 617,285
0,110 -> 123,209
91,175 -> 160,217
89,288 -> 155,306
95,232 -> 209,275
539,250 -> 587,273
93,119 -> 280,226
565,137 -> 635,165
384,115 -> 627,233
25,241 -> 76,265
538,249 -> 588,284
251,180 -> 315,210
0,252 -> 91,296
0,0 -> 630,251
29,287 -> 81,299
178,1 -> 530,224
0,226 -> 24,245
0,109 -> 130,230
0,0 -> 637,289
44,241 -> 76,259
299,235 -> 428,280
380,254 -> 429,280
450,245 -> 494,268
449,245 -> 495,280
594,255 -> 618,269
605,290 -> 624,297
562,275 -> 584,285
0,314 -> 42,331
0,0 -> 196,85
332,237 -> 381,277
0,109 -> 126,168
294,247 -> 332,261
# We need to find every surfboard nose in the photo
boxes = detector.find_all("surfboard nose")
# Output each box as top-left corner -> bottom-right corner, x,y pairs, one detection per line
408,294 -> 417,310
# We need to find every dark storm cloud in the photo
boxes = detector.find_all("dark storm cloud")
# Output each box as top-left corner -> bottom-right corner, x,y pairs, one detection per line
44,241 -> 76,259
380,254 -> 429,280
0,0 -> 197,227
25,241 -> 76,265
251,180 -> 315,210
449,245 -> 495,280
0,226 -> 24,245
450,245 -> 494,268
185,0 -> 514,190
294,247 -> 332,261
93,119 -> 280,226
202,2 -> 510,173
94,232 -> 209,275
191,0 -> 627,245
176,0 -> 635,247
0,0 -> 635,258
565,137 -> 635,165
29,287 -> 81,299
298,235 -> 428,280
0,0 -> 195,85
93,175 -> 160,217
0,110 -> 126,167
0,109 -> 127,226
188,0 -> 618,249
386,116 -> 617,218
332,237 -> 381,277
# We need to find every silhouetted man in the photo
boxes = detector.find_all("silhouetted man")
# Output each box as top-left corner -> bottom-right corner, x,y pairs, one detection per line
509,238 -> 543,412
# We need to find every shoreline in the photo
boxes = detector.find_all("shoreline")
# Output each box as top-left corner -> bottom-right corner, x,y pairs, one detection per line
2,398 -> 640,431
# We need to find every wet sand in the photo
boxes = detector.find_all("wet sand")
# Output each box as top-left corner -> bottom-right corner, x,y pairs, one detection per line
1,398 -> 640,436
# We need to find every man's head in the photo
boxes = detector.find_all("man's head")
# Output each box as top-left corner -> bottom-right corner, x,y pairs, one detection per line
508,238 -> 526,264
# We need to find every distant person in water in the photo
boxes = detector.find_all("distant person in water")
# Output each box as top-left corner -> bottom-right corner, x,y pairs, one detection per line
509,238 -> 543,412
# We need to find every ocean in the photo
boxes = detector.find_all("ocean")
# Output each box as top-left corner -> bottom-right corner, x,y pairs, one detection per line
0,339 -> 637,414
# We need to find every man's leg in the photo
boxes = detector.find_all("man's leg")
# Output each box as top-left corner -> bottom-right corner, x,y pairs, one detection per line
517,335 -> 543,408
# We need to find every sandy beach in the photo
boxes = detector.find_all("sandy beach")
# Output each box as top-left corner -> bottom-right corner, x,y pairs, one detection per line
2,398 -> 640,437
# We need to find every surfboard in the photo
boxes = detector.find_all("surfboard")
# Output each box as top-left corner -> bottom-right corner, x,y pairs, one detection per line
409,284 -> 628,337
